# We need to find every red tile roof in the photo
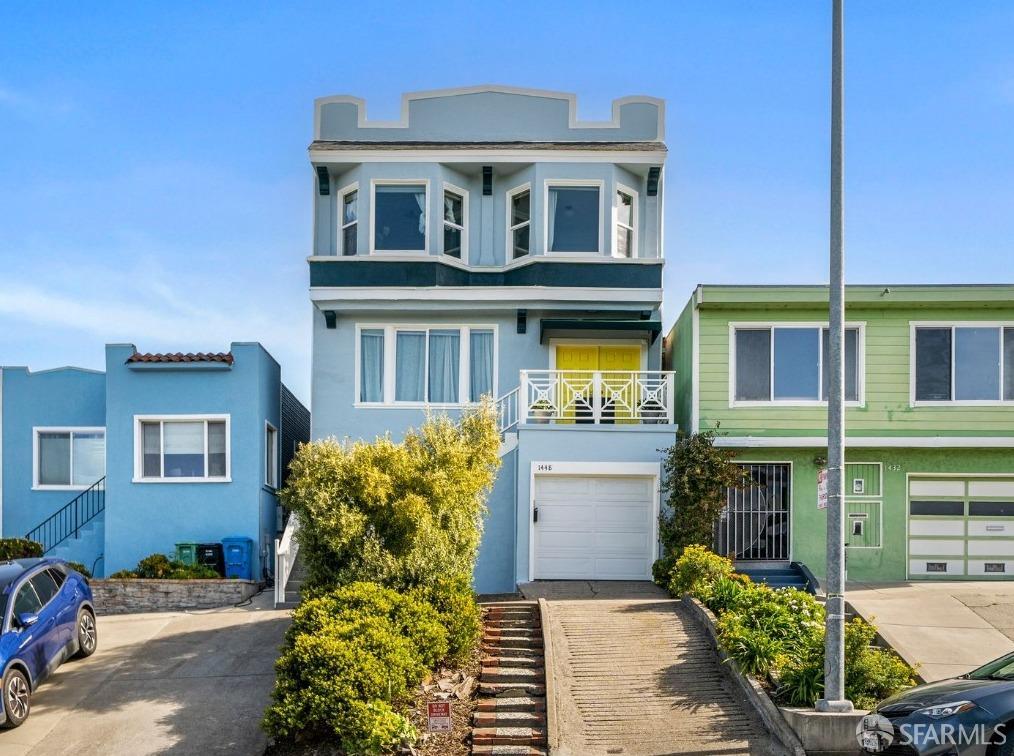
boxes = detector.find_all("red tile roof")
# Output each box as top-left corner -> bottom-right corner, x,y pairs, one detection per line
126,352 -> 234,365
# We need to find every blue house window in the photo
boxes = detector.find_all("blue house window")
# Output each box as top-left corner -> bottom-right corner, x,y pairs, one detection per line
373,182 -> 427,253
34,428 -> 105,489
135,416 -> 229,482
546,182 -> 601,254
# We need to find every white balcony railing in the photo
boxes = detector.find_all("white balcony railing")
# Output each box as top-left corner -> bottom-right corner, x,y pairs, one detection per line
520,370 -> 675,425
274,512 -> 300,607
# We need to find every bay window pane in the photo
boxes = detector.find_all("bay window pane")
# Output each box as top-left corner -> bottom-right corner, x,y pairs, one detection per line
735,329 -> 771,401
822,328 -> 859,402
512,225 -> 529,259
38,432 -> 70,485
342,224 -> 357,257
443,226 -> 461,258
359,329 -> 384,403
470,330 -> 495,401
1005,328 -> 1014,401
208,421 -> 227,477
72,432 -> 105,485
343,190 -> 357,225
616,191 -> 633,227
142,422 -> 161,477
428,330 -> 460,403
915,328 -> 952,401
616,226 -> 632,258
774,328 -> 820,400
374,184 -> 425,251
395,331 -> 426,402
443,191 -> 462,225
955,327 -> 1000,400
511,190 -> 529,227
548,186 -> 599,252
163,422 -> 205,478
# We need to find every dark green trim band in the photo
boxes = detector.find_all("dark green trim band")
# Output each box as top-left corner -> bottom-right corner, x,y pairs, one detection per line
540,318 -> 662,344
309,259 -> 663,289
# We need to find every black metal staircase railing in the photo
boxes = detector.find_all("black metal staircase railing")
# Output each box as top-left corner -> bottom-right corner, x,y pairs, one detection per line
25,476 -> 105,554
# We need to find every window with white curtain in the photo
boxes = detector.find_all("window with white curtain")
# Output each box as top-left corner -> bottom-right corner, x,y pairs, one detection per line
34,428 -> 105,488
442,186 -> 465,259
546,183 -> 600,253
373,182 -> 427,252
358,326 -> 497,406
135,417 -> 229,481
614,188 -> 635,258
340,186 -> 358,256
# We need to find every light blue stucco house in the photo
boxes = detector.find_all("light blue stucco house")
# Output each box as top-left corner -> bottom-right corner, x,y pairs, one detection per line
306,86 -> 676,594
0,343 -> 309,578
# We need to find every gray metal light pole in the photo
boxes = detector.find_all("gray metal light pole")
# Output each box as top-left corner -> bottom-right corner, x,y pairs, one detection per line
816,0 -> 854,714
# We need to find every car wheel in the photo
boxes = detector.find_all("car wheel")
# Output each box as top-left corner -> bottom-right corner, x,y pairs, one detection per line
1,668 -> 30,728
74,608 -> 97,658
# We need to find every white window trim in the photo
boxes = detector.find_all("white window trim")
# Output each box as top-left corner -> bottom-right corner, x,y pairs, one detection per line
265,421 -> 278,489
132,414 -> 232,483
32,426 -> 105,491
441,181 -> 468,261
338,181 -> 359,256
727,322 -> 867,408
613,183 -> 638,259
354,323 -> 499,408
369,178 -> 430,255
506,182 -> 531,261
909,321 -> 1014,407
543,179 -> 605,256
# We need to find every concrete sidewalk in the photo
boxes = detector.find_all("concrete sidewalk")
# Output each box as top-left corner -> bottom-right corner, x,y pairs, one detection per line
0,591 -> 290,755
848,581 -> 1014,682
523,581 -> 780,756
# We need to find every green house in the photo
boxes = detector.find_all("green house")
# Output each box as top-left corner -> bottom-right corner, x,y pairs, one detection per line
667,284 -> 1014,582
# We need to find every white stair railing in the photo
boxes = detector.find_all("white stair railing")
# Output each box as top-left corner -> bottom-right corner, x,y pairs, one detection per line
495,386 -> 520,435
521,370 -> 675,425
274,512 -> 300,607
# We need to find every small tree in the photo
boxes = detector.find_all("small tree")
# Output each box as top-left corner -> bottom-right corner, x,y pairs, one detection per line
654,429 -> 751,583
281,401 -> 501,594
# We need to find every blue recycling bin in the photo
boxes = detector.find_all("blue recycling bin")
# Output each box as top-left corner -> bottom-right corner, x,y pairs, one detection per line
221,537 -> 254,580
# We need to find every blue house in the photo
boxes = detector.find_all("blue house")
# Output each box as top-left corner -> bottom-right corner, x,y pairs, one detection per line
306,86 -> 676,594
0,343 -> 309,578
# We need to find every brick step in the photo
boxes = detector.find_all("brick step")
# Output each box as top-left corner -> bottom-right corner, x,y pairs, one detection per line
475,696 -> 546,713
481,667 -> 545,683
471,746 -> 547,756
472,727 -> 547,746
485,618 -> 541,629
481,601 -> 537,609
483,627 -> 541,638
482,637 -> 543,650
482,654 -> 542,668
473,711 -> 546,728
479,682 -> 546,697
483,610 -> 539,620
482,644 -> 542,657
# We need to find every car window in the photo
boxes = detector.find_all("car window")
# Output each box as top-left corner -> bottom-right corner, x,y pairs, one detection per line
31,571 -> 60,605
47,567 -> 66,589
13,583 -> 42,617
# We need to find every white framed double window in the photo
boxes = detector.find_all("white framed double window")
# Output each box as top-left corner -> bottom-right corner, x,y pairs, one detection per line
265,421 -> 278,488
133,415 -> 230,482
911,323 -> 1014,405
442,182 -> 467,260
544,179 -> 603,255
356,324 -> 498,407
370,179 -> 429,254
730,323 -> 865,406
339,183 -> 358,256
32,427 -> 105,490
614,185 -> 638,258
506,183 -> 531,260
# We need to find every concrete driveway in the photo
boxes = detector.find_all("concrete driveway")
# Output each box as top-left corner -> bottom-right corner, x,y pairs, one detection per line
0,591 -> 290,756
849,581 -> 1014,683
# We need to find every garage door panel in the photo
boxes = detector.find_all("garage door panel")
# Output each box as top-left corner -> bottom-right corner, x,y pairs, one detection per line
909,520 -> 965,536
909,539 -> 964,556
592,557 -> 651,580
909,559 -> 965,576
968,540 -> 1014,556
592,477 -> 654,497
538,531 -> 594,550
538,477 -> 593,496
968,521 -> 1014,537
536,556 -> 595,579
536,502 -> 589,527
597,503 -> 651,527
595,531 -> 651,552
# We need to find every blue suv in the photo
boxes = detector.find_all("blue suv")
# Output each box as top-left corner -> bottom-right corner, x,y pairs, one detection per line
0,559 -> 96,728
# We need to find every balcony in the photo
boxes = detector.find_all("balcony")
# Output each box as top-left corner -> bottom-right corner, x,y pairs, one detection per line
497,370 -> 676,432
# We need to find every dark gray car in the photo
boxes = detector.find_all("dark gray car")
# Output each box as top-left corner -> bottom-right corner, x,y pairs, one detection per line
864,652 -> 1014,755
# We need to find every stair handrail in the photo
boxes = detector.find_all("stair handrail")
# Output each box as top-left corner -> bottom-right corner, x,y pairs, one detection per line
25,476 -> 105,554
495,386 -> 520,435
274,512 -> 300,607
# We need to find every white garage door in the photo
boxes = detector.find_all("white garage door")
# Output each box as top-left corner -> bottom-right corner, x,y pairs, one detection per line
533,474 -> 656,580
908,477 -> 1014,579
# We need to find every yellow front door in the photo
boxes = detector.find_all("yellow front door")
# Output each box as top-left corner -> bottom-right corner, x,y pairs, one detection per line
554,345 -> 641,423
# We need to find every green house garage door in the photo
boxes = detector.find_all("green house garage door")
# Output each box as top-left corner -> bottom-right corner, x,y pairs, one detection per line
908,477 -> 1014,579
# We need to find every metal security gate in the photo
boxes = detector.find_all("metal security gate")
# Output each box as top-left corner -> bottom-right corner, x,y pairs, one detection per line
714,463 -> 791,561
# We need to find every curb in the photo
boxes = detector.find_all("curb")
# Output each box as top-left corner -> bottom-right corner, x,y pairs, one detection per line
538,597 -> 560,754
682,595 -> 807,756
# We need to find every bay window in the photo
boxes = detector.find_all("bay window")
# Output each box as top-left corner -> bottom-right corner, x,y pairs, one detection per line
914,324 -> 1014,403
34,428 -> 105,488
442,185 -> 466,259
733,324 -> 862,404
546,182 -> 601,253
135,416 -> 229,481
358,325 -> 497,406
372,181 -> 427,253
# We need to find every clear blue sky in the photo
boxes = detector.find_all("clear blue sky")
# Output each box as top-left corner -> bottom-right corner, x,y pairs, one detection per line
2,1 -> 1012,404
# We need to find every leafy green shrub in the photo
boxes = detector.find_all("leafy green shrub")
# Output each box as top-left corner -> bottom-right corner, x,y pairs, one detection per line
667,545 -> 735,598
109,553 -> 220,580
280,403 -> 500,597
717,616 -> 784,677
409,574 -> 481,664
65,561 -> 92,578
0,538 -> 43,560
263,582 -> 448,753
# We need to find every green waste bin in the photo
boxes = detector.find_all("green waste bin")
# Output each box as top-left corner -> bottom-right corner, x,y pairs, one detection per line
175,542 -> 198,566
